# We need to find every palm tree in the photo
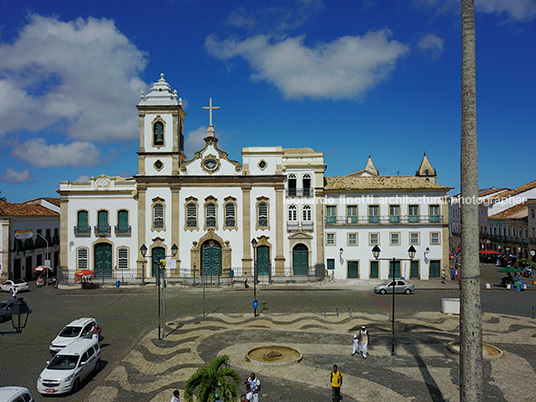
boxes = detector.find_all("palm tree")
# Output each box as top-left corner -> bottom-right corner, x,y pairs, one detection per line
460,0 -> 483,400
184,355 -> 241,402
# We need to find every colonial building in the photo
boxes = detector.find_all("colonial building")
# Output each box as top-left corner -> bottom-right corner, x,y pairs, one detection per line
58,74 -> 450,284
0,198 -> 60,281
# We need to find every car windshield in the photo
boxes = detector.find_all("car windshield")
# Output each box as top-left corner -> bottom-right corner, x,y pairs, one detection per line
382,280 -> 393,286
47,354 -> 80,370
59,326 -> 82,337
13,279 -> 25,284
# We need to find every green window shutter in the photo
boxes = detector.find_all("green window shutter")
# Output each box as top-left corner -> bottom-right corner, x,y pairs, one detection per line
410,261 -> 419,278
78,211 -> 88,231
327,259 -> 335,270
98,211 -> 108,231
118,210 -> 128,232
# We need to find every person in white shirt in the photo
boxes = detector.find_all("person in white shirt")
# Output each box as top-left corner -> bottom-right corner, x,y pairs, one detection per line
359,325 -> 370,359
245,373 -> 261,401
171,389 -> 180,402
352,334 -> 360,356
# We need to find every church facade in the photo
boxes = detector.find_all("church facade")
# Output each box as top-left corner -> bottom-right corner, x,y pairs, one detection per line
58,74 -> 450,284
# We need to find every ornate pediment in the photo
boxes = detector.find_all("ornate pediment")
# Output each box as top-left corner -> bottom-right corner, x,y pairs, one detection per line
288,232 -> 313,240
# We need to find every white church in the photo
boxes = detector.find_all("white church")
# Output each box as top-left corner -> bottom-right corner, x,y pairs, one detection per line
58,74 -> 451,284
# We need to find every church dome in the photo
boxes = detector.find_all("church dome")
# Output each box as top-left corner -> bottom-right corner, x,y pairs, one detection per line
138,73 -> 180,106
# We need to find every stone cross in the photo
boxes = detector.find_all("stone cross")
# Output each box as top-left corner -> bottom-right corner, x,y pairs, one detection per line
202,98 -> 221,127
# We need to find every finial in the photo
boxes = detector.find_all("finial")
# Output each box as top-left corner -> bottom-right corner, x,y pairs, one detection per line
424,151 -> 427,156
368,153 -> 371,158
160,73 -> 165,79
179,97 -> 183,106
140,90 -> 145,100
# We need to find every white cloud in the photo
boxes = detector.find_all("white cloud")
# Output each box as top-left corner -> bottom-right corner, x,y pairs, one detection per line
185,126 -> 209,157
0,15 -> 148,142
206,31 -> 409,100
12,138 -> 103,168
418,34 -> 444,57
74,175 -> 90,182
0,168 -> 31,184
476,0 -> 536,21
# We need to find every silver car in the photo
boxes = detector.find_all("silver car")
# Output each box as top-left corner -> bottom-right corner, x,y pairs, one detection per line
374,279 -> 415,295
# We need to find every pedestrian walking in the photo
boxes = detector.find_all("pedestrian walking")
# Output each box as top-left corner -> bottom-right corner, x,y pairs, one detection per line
245,373 -> 260,401
441,269 -> 446,284
330,364 -> 343,402
171,389 -> 180,402
450,267 -> 456,280
214,393 -> 222,402
11,286 -> 18,298
359,325 -> 370,359
351,334 -> 360,356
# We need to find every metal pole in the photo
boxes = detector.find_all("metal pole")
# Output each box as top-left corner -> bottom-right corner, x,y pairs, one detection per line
162,266 -> 166,339
254,250 -> 257,317
193,262 -> 196,286
392,257 -> 396,356
157,261 -> 161,340
203,268 -> 206,317
142,261 -> 145,286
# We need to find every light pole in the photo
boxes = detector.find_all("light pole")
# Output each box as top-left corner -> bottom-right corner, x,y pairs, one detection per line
34,232 -> 50,285
140,243 -> 178,340
11,297 -> 32,333
372,245 -> 416,356
251,238 -> 258,317
140,244 -> 147,286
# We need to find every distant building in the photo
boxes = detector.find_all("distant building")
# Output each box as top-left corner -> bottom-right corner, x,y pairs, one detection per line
57,74 -> 451,284
0,198 -> 60,281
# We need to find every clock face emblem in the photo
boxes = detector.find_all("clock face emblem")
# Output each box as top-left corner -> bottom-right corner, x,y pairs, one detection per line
204,159 -> 217,170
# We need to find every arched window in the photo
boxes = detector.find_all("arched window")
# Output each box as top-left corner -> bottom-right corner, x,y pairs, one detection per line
154,122 -> 164,145
97,210 -> 109,235
258,202 -> 268,227
288,174 -> 297,196
303,174 -> 311,196
206,203 -> 216,227
225,203 -> 236,227
153,203 -> 164,228
288,205 -> 297,221
77,210 -> 89,234
303,205 -> 312,221
186,203 -> 197,227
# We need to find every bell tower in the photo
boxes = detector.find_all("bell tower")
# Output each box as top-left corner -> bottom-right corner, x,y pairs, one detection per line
136,73 -> 186,176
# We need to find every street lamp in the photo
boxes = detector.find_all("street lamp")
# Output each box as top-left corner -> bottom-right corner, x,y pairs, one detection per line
11,298 -> 32,333
140,243 -> 178,340
372,245 -> 416,355
251,238 -> 258,317
140,244 -> 148,286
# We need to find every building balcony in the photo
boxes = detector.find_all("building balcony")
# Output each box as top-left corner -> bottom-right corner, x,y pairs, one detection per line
325,215 -> 445,225
287,221 -> 314,231
115,225 -> 132,236
74,226 -> 91,237
94,225 -> 111,236
286,187 -> 314,197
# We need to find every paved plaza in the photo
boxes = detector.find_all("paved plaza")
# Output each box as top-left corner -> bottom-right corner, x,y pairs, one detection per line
89,307 -> 536,401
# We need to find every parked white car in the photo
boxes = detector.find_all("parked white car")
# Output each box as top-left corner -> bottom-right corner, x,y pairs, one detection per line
49,318 -> 98,353
0,386 -> 34,401
0,279 -> 29,293
37,338 -> 101,395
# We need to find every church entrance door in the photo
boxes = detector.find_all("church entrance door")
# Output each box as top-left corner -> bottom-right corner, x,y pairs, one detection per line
292,244 -> 309,276
257,246 -> 270,275
201,241 -> 222,277
152,247 -> 165,277
94,243 -> 112,278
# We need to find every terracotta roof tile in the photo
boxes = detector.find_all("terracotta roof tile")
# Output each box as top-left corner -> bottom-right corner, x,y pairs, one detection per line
0,200 -> 59,217
488,203 -> 528,220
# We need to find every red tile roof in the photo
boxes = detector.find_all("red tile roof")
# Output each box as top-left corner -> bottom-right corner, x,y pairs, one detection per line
0,200 -> 59,217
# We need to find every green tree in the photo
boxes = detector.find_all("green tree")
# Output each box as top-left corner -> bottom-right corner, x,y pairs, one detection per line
184,355 -> 241,402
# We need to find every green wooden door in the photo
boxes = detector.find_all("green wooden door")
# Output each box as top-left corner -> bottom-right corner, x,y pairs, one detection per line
370,261 -> 379,278
389,260 -> 401,279
94,243 -> 112,278
202,241 -> 222,276
257,246 -> 270,275
347,261 -> 359,278
430,260 -> 441,278
152,247 -> 165,277
292,244 -> 309,275
410,261 -> 420,279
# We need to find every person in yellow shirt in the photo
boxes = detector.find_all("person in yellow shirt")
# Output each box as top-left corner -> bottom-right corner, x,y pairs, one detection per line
330,364 -> 343,402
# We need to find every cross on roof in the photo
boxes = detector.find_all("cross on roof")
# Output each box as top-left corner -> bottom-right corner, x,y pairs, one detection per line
396,170 -> 401,176
202,98 -> 221,127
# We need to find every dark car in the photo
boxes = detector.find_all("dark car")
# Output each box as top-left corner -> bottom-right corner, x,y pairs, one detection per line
0,300 -> 15,323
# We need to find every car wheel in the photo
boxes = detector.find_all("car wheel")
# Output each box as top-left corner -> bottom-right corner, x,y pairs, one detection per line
72,379 -> 80,394
405,289 -> 412,295
379,289 -> 386,295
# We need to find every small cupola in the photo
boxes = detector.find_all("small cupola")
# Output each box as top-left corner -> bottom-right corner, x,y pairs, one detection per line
416,152 -> 437,183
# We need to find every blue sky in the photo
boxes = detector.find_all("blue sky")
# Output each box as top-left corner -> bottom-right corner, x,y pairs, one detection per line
0,0 -> 535,203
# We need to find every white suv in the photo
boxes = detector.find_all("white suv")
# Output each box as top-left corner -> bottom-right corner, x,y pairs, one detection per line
37,338 -> 101,395
49,317 -> 98,353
